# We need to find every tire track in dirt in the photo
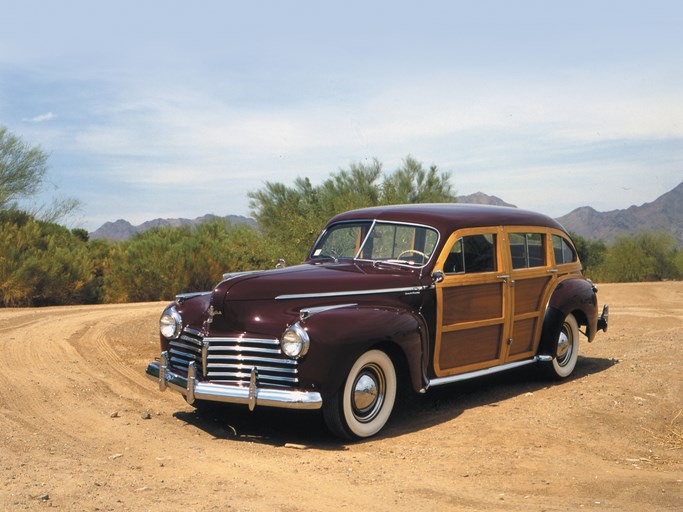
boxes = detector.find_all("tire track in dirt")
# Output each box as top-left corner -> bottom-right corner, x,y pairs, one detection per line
0,304 -> 170,452
1,285 -> 681,511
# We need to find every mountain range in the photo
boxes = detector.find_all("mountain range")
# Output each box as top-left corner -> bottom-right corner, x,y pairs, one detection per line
89,181 -> 683,244
90,214 -> 256,241
556,181 -> 683,243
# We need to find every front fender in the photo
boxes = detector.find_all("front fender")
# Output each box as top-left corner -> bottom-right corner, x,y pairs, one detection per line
296,305 -> 428,396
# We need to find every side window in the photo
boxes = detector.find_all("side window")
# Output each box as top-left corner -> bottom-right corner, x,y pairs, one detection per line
444,234 -> 497,274
552,234 -> 577,264
509,233 -> 546,269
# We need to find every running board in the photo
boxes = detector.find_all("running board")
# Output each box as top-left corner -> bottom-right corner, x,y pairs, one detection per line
425,355 -> 553,390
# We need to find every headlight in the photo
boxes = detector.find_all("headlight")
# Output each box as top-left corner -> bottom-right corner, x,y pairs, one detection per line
280,322 -> 310,359
160,307 -> 182,339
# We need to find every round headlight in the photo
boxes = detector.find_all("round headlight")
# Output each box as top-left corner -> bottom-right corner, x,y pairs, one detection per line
280,323 -> 310,359
160,307 -> 182,339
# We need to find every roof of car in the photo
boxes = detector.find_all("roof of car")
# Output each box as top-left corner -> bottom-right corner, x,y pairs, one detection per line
327,203 -> 568,234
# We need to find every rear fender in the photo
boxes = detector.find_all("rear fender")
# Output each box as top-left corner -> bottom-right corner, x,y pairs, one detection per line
539,277 -> 599,355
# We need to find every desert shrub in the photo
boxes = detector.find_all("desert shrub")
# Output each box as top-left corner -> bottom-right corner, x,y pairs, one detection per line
592,232 -> 681,282
102,221 -> 278,303
0,211 -> 98,306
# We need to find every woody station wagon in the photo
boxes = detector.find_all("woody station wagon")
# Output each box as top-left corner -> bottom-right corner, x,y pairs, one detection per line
146,204 -> 608,439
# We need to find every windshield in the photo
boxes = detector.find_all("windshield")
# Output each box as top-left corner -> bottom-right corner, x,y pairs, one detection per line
310,221 -> 439,267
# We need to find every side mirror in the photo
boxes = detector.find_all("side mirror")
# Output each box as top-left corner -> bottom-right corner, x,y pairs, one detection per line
432,270 -> 444,284
275,258 -> 287,269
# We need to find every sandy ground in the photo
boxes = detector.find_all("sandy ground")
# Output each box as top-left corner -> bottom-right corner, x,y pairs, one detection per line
0,282 -> 681,511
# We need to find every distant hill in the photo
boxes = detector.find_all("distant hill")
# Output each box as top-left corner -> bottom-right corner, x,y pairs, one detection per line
557,181 -> 683,244
90,214 -> 256,241
457,192 -> 516,208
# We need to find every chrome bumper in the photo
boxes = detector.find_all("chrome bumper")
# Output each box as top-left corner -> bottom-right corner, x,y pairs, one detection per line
146,352 -> 322,411
597,304 -> 609,332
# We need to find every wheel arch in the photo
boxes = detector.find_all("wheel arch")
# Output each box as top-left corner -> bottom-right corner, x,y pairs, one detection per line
538,276 -> 598,355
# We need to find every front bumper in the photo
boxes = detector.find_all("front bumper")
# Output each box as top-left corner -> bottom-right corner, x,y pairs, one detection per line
146,352 -> 322,411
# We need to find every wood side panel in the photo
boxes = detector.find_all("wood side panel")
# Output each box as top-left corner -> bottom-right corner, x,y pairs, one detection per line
439,326 -> 502,368
442,282 -> 503,325
509,318 -> 536,356
513,277 -> 551,315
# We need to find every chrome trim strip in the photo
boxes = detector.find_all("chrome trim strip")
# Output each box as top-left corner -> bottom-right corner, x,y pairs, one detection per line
175,291 -> 211,304
209,345 -> 286,358
146,361 -> 322,410
299,303 -> 357,320
208,355 -> 297,366
221,270 -> 265,280
205,337 -> 279,345
427,356 -> 552,389
208,369 -> 298,380
276,286 -> 426,300
169,348 -> 198,360
183,327 -> 204,337
171,341 -> 202,353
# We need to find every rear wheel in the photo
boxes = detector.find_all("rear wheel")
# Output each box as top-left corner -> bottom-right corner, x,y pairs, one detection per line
323,349 -> 397,440
546,313 -> 579,379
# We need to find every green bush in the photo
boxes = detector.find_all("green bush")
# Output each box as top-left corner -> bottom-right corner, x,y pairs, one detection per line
0,211 -> 98,306
591,232 -> 681,282
102,221 -> 278,303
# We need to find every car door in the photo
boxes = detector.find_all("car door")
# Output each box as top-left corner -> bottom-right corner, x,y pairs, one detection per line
502,228 -> 556,362
432,227 -> 512,377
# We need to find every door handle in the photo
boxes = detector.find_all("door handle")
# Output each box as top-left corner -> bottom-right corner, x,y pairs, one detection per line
497,274 -> 510,281
547,269 -> 558,273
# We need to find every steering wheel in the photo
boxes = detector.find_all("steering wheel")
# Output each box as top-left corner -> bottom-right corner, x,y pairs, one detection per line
397,249 -> 428,263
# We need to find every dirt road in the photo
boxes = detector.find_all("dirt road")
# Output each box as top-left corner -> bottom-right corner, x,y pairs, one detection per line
1,283 -> 681,511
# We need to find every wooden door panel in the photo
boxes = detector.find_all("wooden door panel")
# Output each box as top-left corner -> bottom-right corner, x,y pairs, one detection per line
509,318 -> 536,356
442,282 -> 503,325
513,276 -> 552,315
439,326 -> 503,368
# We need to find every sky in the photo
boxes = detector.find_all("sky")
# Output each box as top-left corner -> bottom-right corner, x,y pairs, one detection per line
1,1 -> 682,231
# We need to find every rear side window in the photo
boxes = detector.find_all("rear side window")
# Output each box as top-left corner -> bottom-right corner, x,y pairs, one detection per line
444,234 -> 497,274
509,233 -> 546,269
552,235 -> 577,264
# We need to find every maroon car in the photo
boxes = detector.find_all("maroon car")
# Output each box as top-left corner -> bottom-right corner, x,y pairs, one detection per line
146,204 -> 608,439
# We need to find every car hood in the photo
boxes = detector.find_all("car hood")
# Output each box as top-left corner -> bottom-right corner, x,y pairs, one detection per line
213,262 -> 423,302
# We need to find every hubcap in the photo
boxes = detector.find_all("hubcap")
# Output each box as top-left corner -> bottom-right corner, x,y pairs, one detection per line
556,324 -> 572,366
352,364 -> 385,423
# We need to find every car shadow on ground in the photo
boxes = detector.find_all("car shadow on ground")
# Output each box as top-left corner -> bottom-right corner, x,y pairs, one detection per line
171,355 -> 619,449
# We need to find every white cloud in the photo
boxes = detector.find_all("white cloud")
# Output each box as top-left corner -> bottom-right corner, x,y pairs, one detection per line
24,111 -> 55,123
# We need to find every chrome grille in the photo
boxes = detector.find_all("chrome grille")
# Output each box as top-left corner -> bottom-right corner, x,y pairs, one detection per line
206,337 -> 298,388
168,328 -> 298,389
169,327 -> 203,371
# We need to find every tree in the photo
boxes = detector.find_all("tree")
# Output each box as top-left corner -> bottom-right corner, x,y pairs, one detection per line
0,126 -> 80,222
248,156 -> 456,263
0,126 -> 48,211
569,231 -> 607,272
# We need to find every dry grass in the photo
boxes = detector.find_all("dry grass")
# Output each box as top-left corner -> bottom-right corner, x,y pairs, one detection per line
644,410 -> 683,450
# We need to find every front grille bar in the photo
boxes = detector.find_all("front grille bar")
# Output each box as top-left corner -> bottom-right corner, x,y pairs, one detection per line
168,330 -> 298,388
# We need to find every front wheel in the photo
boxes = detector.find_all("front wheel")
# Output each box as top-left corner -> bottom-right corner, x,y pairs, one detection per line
323,349 -> 397,440
545,313 -> 580,379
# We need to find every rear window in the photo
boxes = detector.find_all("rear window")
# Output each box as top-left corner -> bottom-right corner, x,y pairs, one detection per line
552,235 -> 577,264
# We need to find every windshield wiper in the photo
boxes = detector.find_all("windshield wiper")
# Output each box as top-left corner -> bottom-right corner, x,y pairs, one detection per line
372,259 -> 416,269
